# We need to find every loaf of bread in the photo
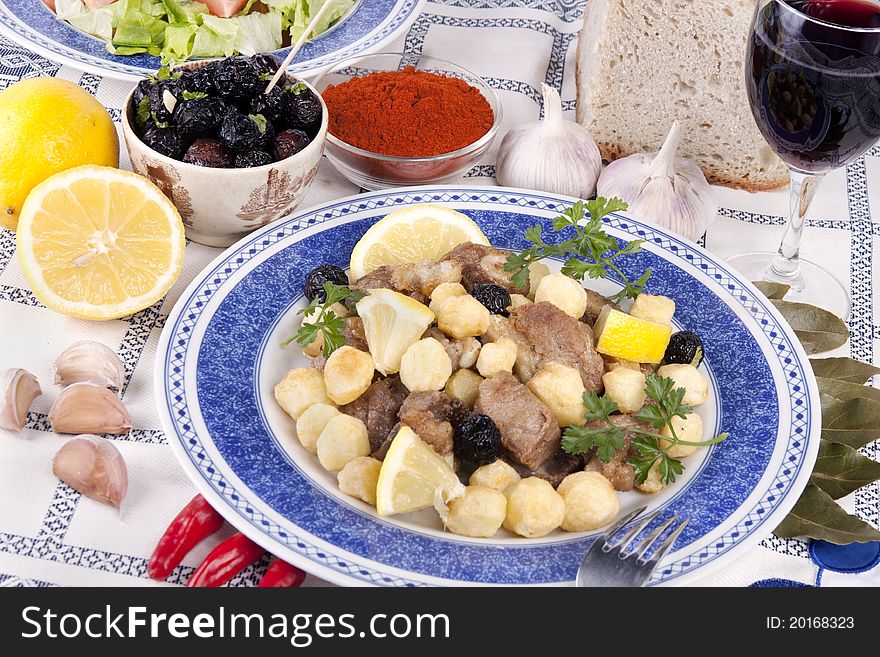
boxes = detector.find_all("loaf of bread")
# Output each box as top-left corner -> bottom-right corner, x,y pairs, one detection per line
576,0 -> 788,191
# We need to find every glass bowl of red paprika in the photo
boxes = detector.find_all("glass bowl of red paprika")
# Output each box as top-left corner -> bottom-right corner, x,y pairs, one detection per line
314,53 -> 502,190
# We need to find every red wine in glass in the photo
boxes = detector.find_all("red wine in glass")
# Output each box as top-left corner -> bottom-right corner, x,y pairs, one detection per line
732,0 -> 880,319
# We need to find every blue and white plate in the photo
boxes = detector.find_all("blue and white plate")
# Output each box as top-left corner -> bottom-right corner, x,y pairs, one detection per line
0,0 -> 425,81
155,186 -> 821,586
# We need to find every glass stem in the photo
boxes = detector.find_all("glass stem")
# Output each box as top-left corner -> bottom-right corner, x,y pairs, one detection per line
766,168 -> 824,284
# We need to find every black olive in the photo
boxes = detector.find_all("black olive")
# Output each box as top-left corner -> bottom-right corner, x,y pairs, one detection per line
284,85 -> 322,136
470,284 -> 512,317
147,78 -> 182,125
184,61 -> 221,95
247,85 -> 288,126
273,128 -> 311,160
130,78 -> 153,118
213,56 -> 261,103
218,112 -> 274,154
183,139 -> 233,168
454,414 -> 501,466
233,150 -> 273,168
663,331 -> 705,366
140,123 -> 186,160
172,98 -> 220,142
251,53 -> 281,76
304,264 -> 349,302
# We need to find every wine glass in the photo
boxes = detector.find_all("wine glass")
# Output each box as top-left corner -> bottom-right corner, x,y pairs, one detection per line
732,0 -> 880,319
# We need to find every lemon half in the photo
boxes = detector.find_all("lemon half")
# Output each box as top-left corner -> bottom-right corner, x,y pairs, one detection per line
594,306 -> 672,364
349,204 -> 488,281
16,166 -> 185,320
355,289 -> 435,375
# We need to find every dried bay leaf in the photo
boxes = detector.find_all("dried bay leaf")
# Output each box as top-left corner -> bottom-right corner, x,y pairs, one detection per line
817,377 -> 880,407
774,484 -> 880,543
770,299 -> 849,354
752,281 -> 791,300
810,440 -> 880,499
821,397 -> 880,448
811,357 -> 880,384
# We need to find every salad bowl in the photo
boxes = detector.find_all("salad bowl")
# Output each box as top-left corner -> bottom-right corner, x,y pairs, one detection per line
155,185 -> 821,586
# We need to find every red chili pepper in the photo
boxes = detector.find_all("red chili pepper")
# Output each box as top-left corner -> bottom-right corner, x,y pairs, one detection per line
257,559 -> 306,588
148,494 -> 225,580
187,532 -> 266,587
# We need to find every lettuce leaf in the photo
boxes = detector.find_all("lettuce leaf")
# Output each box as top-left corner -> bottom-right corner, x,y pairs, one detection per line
190,14 -> 239,57
232,11 -> 282,56
161,23 -> 198,63
306,0 -> 353,35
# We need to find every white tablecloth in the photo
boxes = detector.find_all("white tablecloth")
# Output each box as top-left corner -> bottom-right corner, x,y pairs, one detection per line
1,0 -> 878,588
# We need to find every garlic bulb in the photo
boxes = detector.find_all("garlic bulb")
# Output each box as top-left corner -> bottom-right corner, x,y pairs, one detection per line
53,435 -> 128,509
54,341 -> 125,390
596,122 -> 717,241
0,368 -> 42,432
48,382 -> 132,435
496,83 -> 601,198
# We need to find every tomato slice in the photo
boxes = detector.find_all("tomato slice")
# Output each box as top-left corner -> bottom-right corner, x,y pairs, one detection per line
198,0 -> 249,18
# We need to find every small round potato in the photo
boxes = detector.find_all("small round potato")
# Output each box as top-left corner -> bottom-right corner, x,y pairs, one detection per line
323,346 -> 375,405
557,471 -> 620,532
445,368 -> 484,409
635,462 -> 665,494
526,362 -> 586,427
429,282 -> 467,313
469,459 -> 521,491
534,272 -> 588,319
656,363 -> 709,406
476,337 -> 517,378
435,294 -> 491,339
629,294 -> 676,325
274,368 -> 331,420
528,262 -> 551,299
301,303 -> 347,357
602,367 -> 647,414
399,337 -> 453,392
660,412 -> 704,458
316,414 -> 370,472
445,486 -> 507,538
503,477 -> 565,538
296,403 -> 340,454
337,456 -> 382,506
507,294 -> 532,311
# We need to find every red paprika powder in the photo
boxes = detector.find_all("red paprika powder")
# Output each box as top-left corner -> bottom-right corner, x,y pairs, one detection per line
322,66 -> 495,157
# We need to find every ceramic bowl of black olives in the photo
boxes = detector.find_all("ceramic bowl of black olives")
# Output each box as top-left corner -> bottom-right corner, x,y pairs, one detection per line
121,54 -> 328,247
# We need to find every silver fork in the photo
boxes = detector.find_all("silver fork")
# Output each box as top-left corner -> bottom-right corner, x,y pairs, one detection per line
576,506 -> 689,587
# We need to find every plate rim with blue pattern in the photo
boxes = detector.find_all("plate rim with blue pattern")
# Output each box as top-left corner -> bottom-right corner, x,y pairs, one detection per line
154,185 -> 822,586
0,0 -> 425,81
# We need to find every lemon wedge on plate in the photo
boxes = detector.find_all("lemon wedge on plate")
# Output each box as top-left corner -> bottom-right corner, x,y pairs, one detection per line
349,204 -> 489,280
16,165 -> 185,320
594,306 -> 672,364
376,426 -> 464,517
356,289 -> 435,375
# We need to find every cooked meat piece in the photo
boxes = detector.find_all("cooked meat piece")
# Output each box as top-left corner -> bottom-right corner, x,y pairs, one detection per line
511,302 -> 605,392
351,265 -> 396,294
582,414 -> 652,492
398,391 -> 469,456
582,289 -> 620,326
372,422 -> 400,461
474,372 -> 560,470
442,242 -> 529,295
481,315 -> 540,382
342,316 -> 369,352
602,355 -> 657,377
309,353 -> 326,372
391,259 -> 462,299
424,328 -> 480,371
505,451 -> 583,488
341,376 -> 409,452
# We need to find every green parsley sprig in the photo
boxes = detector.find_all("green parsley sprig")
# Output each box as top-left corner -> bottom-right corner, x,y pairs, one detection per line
503,197 -> 651,303
281,283 -> 366,358
562,374 -> 728,485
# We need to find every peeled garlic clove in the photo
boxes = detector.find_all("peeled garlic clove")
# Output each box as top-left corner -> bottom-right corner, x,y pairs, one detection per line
496,83 -> 601,198
52,434 -> 128,509
596,121 -> 718,241
54,340 -> 125,390
48,382 -> 132,435
0,368 -> 42,432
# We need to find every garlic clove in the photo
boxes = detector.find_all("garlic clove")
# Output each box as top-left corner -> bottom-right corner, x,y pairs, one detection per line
52,434 -> 128,509
596,121 -> 718,241
48,382 -> 132,435
496,83 -> 601,198
54,340 -> 125,390
0,368 -> 42,432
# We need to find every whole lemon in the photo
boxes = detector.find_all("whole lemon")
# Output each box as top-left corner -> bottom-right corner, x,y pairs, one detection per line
0,77 -> 119,230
